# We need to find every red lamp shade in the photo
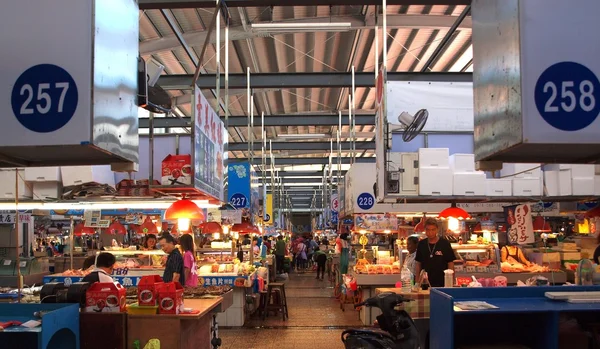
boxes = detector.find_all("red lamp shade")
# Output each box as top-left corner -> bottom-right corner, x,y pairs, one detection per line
231,221 -> 255,234
74,223 -> 95,236
414,220 -> 425,233
165,199 -> 204,221
200,222 -> 223,235
532,216 -> 552,233
107,220 -> 127,235
438,206 -> 471,220
137,217 -> 158,235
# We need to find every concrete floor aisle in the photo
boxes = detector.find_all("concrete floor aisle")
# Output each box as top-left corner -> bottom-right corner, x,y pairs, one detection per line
219,271 -> 364,349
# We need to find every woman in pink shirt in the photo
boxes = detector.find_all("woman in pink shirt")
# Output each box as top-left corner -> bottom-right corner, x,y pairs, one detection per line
179,234 -> 198,287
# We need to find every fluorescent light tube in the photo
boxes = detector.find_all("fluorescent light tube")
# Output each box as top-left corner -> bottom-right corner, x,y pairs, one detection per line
251,22 -> 352,33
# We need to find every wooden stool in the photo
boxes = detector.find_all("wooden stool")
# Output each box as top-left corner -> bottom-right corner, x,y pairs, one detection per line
262,282 -> 289,321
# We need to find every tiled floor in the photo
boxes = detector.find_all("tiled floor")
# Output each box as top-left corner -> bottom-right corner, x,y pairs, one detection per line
219,271 -> 365,349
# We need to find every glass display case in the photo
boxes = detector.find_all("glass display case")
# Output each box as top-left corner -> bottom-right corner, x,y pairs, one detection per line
452,243 -> 501,274
197,247 -> 251,264
104,249 -> 166,276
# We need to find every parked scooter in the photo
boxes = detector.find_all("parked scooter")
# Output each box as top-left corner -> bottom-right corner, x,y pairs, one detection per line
341,292 -> 421,349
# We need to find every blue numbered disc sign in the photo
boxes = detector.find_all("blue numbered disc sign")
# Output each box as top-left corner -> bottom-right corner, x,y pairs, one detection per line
357,192 -> 375,210
230,193 -> 248,209
264,213 -> 271,222
11,64 -> 78,133
534,61 -> 600,131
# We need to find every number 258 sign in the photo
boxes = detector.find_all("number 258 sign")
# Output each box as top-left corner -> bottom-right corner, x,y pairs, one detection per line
535,61 -> 600,132
11,64 -> 78,133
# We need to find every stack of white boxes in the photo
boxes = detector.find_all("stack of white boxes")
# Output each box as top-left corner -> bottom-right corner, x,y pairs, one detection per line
418,148 -> 452,196
543,164 -> 573,196
450,154 -> 486,196
500,163 -> 543,196
25,167 -> 63,200
60,165 -> 116,188
0,169 -> 33,199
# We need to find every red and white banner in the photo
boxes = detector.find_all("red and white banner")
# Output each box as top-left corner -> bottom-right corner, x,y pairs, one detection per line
504,204 -> 534,245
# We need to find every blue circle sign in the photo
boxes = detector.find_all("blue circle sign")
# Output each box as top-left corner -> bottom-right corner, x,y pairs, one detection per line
264,213 -> 271,222
11,64 -> 78,133
535,61 -> 600,131
357,192 -> 375,210
230,193 -> 248,209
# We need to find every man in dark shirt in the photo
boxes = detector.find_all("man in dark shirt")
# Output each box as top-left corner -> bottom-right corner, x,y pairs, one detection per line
81,252 -> 116,284
274,235 -> 286,274
160,234 -> 185,285
415,218 -> 455,287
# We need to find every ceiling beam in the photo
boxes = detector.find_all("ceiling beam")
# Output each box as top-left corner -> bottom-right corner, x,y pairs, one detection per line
139,0 -> 470,9
229,141 -> 375,151
139,14 -> 472,56
158,71 -> 472,90
139,114 -> 375,127
258,170 -> 347,177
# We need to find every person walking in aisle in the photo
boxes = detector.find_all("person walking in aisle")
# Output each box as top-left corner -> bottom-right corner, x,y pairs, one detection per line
274,235 -> 287,275
313,247 -> 328,280
180,234 -> 198,287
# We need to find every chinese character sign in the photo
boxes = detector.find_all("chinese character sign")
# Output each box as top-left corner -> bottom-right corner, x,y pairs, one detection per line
504,204 -> 534,245
194,86 -> 226,202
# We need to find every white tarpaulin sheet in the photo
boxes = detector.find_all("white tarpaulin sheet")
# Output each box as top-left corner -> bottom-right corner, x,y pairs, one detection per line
386,81 -> 474,132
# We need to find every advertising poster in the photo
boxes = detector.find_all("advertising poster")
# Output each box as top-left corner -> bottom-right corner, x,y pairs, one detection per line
504,204 -> 535,245
354,213 -> 397,232
194,86 -> 226,202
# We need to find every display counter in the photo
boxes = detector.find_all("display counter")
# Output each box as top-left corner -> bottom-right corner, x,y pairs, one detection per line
127,297 -> 223,349
430,285 -> 600,349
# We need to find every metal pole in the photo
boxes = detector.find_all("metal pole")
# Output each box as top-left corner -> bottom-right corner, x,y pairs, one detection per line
15,170 -> 21,302
348,96 -> 353,164
250,97 -> 254,162
215,3 -> 220,113
382,0 -> 387,70
192,0 -> 221,86
247,67 -> 251,160
69,216 -> 74,271
149,112 -> 155,184
375,25 -> 379,77
351,65 -> 356,163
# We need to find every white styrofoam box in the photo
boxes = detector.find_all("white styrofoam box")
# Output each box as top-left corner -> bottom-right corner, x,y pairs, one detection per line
512,178 -> 542,196
61,165 -> 116,187
570,164 -> 595,179
418,148 -> 449,168
595,175 -> 600,196
544,170 -> 572,196
449,154 -> 475,173
501,163 -> 542,179
0,170 -> 32,199
453,172 -> 486,196
33,182 -> 62,200
24,167 -> 61,182
485,179 -> 512,196
572,177 -> 594,196
418,168 -> 452,196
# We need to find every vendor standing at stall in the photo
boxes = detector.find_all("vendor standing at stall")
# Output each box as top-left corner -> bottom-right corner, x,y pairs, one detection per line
501,242 -> 532,266
160,234 -> 185,285
415,219 -> 455,287
81,252 -> 116,283
403,235 -> 420,277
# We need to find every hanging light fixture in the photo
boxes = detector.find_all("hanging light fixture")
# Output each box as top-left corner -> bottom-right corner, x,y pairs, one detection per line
106,219 -> 127,235
439,203 -> 471,233
231,221 -> 255,234
74,222 -> 95,236
165,198 -> 204,232
137,217 -> 159,235
200,222 -> 223,235
532,216 -> 552,233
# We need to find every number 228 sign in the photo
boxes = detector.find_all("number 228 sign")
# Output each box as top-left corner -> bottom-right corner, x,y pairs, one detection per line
11,64 -> 78,133
535,61 -> 600,131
